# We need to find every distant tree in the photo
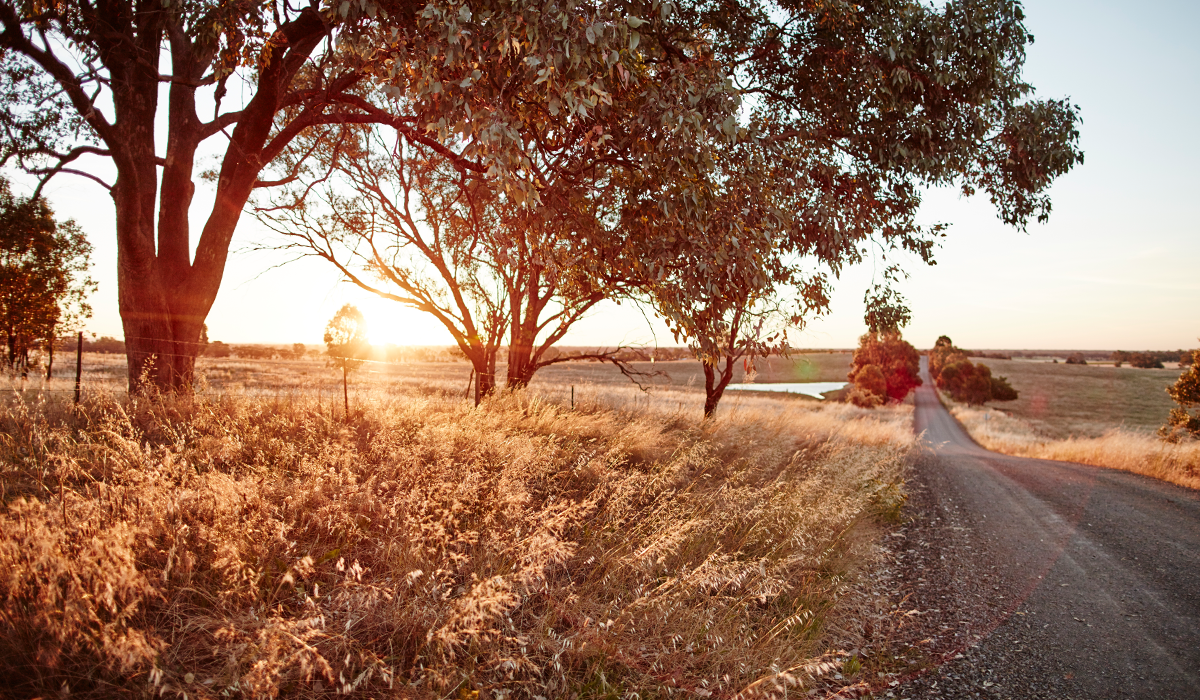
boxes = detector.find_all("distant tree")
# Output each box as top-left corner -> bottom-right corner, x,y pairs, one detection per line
846,364 -> 887,408
1160,349 -> 1200,442
848,331 -> 922,406
84,336 -> 125,354
292,343 -> 307,361
1182,352 -> 1194,367
929,336 -> 958,383
205,341 -> 231,359
990,375 -> 1020,402
1130,353 -> 1164,369
1065,353 -> 1087,365
325,304 -> 368,417
930,334 -> 1018,405
0,178 -> 94,376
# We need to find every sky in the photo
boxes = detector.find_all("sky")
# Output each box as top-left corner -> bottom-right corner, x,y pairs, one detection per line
17,0 -> 1200,351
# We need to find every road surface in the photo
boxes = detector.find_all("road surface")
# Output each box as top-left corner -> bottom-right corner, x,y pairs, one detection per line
893,359 -> 1200,699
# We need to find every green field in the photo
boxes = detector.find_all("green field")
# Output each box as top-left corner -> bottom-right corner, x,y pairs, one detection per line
979,359 -> 1182,438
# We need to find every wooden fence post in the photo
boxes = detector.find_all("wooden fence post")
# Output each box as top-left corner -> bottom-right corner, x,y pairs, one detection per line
74,331 -> 83,403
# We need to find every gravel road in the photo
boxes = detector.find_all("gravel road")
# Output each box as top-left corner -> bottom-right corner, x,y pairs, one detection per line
889,359 -> 1200,699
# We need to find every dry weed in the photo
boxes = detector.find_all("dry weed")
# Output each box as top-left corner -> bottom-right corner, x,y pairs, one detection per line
948,403 -> 1200,490
0,387 -> 913,698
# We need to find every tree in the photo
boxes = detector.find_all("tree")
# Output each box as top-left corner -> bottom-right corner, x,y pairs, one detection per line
1065,352 -> 1087,365
292,343 -> 307,360
261,133 -> 609,403
1130,352 -> 1164,369
256,0 -> 738,403
0,0 -> 370,390
0,177 -> 94,376
930,335 -> 1018,405
848,331 -> 922,406
847,364 -> 888,408
1160,349 -> 1200,442
205,340 -> 231,358
623,0 -> 1079,417
2,0 -> 688,393
324,304 -> 368,416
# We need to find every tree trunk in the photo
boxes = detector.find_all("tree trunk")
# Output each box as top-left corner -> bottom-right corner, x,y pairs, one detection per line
343,365 -> 349,417
702,357 -> 736,419
474,361 -> 497,405
45,342 -> 52,379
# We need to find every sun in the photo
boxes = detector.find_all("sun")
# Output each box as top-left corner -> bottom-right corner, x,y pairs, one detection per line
353,295 -> 455,346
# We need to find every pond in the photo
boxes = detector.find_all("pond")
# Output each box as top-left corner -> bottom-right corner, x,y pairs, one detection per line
724,381 -> 848,400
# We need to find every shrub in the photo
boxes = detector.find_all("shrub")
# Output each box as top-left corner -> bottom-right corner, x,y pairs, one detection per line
929,335 -> 1018,405
848,364 -> 887,407
1065,353 -> 1087,365
1161,349 -> 1200,441
1130,352 -> 1164,369
847,332 -> 921,406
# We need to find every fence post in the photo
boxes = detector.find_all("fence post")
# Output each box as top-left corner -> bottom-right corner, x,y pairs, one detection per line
74,331 -> 83,403
571,385 -> 575,410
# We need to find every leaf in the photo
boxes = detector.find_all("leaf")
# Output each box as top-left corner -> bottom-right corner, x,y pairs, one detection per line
339,1 -> 350,18
630,31 -> 640,50
585,25 -> 596,44
626,16 -> 647,28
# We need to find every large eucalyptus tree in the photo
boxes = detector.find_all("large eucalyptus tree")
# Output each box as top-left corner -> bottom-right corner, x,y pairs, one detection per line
0,0 -> 725,391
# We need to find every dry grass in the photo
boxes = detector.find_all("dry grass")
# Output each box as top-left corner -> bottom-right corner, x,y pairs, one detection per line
947,402 -> 1200,490
0,381 -> 914,699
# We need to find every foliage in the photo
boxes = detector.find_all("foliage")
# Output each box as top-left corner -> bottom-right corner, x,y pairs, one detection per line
0,177 -> 94,373
204,340 -> 231,359
0,385 -> 912,698
847,332 -> 921,407
1065,353 -> 1087,365
323,304 -> 368,373
1130,353 -> 1165,369
82,336 -> 124,354
990,374 -> 1020,402
930,335 -> 1017,405
847,365 -> 887,408
1112,350 -> 1176,368
1160,349 -> 1200,442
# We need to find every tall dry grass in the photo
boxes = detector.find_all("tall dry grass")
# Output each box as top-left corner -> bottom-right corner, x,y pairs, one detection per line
0,387 -> 914,698
948,403 -> 1200,490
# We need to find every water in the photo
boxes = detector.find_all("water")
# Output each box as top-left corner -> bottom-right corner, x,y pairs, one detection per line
724,381 -> 848,400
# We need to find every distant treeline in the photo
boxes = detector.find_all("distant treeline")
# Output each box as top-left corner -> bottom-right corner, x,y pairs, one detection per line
958,349 -> 1194,367
1110,350 -> 1193,369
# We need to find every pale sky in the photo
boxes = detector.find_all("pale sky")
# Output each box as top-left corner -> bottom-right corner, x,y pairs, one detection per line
18,0 -> 1200,351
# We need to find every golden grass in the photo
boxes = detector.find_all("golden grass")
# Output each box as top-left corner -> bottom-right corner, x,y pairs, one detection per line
0,384 -> 914,698
948,403 -> 1200,490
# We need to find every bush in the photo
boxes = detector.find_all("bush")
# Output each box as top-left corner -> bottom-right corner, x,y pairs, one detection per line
1130,352 -> 1164,369
848,364 -> 887,407
82,335 -> 125,354
990,375 -> 1019,401
930,335 -> 1018,405
1065,353 -> 1087,365
1161,349 -> 1200,441
847,332 -> 921,406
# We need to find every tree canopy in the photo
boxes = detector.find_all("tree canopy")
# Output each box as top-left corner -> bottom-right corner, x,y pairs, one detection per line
0,0 -> 1081,402
929,335 -> 1018,405
847,331 -> 922,407
1161,349 -> 1200,442
0,177 -> 94,373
